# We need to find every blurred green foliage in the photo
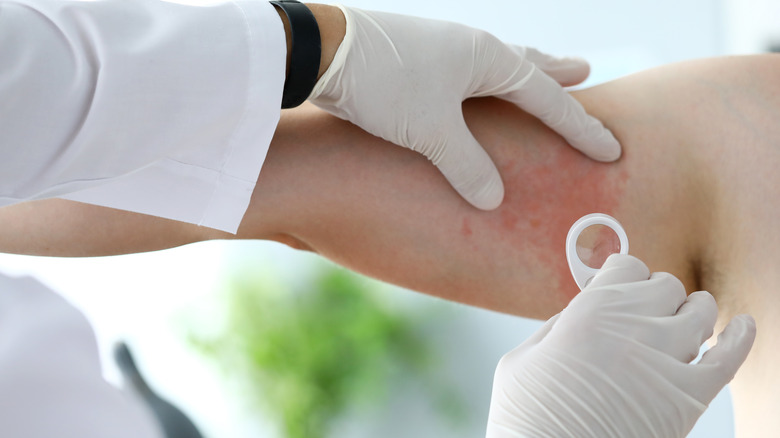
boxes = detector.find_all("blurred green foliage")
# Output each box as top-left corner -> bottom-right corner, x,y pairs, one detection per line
189,263 -> 464,438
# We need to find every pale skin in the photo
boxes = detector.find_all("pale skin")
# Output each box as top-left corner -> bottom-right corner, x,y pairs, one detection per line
1,54 -> 778,437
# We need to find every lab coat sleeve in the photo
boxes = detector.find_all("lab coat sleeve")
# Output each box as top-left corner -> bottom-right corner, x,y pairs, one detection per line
0,0 -> 286,233
0,273 -> 164,438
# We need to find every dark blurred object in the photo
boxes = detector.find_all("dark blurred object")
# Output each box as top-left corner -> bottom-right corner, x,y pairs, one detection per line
114,342 -> 203,438
768,40 -> 780,53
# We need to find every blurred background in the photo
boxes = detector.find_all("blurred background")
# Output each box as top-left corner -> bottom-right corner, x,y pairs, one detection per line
1,0 -> 778,437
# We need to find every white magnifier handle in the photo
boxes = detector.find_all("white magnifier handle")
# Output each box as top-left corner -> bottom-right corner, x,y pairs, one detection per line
566,213 -> 629,290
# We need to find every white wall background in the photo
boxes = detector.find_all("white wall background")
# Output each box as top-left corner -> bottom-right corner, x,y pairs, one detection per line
1,1 -> 777,437
722,0 -> 780,54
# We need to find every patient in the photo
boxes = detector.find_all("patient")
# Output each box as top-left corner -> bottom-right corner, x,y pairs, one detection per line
1,54 -> 778,437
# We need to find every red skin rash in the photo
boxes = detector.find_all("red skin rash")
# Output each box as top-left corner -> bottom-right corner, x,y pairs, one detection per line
461,218 -> 473,238
460,98 -> 629,303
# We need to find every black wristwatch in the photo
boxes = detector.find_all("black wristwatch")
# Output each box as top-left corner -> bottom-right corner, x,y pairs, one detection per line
270,0 -> 322,109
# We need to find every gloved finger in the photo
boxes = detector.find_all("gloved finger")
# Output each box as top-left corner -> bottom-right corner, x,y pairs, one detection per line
677,314 -> 756,405
497,65 -> 621,162
597,271 -> 688,318
668,291 -> 719,362
632,291 -> 718,364
586,254 -> 650,289
431,115 -> 505,210
511,45 -> 590,87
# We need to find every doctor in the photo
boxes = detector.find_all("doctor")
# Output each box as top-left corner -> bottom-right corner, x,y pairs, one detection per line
0,0 -> 755,436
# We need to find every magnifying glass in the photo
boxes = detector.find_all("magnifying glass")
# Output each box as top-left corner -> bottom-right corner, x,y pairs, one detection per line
566,213 -> 629,290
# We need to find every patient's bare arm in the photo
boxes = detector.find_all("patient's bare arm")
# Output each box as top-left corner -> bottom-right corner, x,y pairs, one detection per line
243,95 -> 707,318
245,55 -> 780,322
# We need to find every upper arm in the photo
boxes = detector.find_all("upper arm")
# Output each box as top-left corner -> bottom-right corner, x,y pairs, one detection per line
241,100 -> 634,318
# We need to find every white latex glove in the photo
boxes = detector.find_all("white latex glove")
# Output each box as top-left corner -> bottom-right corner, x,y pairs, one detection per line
486,254 -> 756,438
309,6 -> 621,210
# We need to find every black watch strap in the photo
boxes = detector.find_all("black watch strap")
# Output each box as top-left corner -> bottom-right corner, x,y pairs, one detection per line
270,0 -> 321,109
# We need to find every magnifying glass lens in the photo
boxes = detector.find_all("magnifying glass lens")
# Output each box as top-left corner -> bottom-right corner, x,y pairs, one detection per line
575,224 -> 622,269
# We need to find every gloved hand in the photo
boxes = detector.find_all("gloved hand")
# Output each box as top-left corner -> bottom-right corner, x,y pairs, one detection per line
486,254 -> 756,438
309,6 -> 621,210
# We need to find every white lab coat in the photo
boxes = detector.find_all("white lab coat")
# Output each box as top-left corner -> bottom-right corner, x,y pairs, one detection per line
0,0 -> 286,233
0,273 -> 163,437
0,0 -> 286,434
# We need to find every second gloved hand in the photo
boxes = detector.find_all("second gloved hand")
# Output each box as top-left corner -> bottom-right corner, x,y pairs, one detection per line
309,6 -> 621,210
486,254 -> 756,438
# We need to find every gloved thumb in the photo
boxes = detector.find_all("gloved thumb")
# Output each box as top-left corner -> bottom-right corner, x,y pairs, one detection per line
689,314 -> 756,404
585,254 -> 651,289
433,120 -> 504,210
